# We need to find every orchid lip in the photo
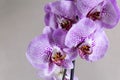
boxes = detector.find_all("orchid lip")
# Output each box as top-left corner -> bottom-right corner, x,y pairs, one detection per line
78,43 -> 93,55
87,11 -> 102,21
86,1 -> 104,21
86,5 -> 102,21
52,52 -> 66,66
52,52 -> 66,61
57,15 -> 79,30
60,19 -> 73,30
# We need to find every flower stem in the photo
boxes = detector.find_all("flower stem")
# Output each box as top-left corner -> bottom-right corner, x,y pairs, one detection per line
70,60 -> 75,80
62,69 -> 67,80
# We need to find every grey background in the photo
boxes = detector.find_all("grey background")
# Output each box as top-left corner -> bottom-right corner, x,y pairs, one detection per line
0,0 -> 120,80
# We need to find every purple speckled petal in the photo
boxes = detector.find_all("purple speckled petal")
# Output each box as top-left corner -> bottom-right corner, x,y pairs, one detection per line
26,34 -> 52,68
61,59 -> 73,69
76,0 -> 103,17
37,65 -> 58,80
100,0 -> 120,28
65,18 -> 99,48
52,29 -> 67,47
63,48 -> 78,61
44,62 -> 56,76
84,29 -> 109,62
43,26 -> 52,34
43,27 -> 55,45
44,12 -> 58,30
45,0 -> 77,19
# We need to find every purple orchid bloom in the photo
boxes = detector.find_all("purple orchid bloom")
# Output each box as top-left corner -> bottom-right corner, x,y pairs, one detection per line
78,30 -> 109,61
26,27 -> 77,76
65,18 -> 99,48
65,18 -> 109,62
76,0 -> 120,29
44,0 -> 80,31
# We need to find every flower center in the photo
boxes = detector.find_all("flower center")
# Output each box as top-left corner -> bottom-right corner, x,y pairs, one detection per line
87,11 -> 101,21
52,52 -> 66,65
78,44 -> 92,55
60,19 -> 73,30
57,15 -> 79,30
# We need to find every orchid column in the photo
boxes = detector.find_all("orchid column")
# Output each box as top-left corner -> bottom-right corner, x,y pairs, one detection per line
26,0 -> 120,80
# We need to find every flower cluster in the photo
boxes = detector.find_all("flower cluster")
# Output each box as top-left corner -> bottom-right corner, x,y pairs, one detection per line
26,0 -> 120,80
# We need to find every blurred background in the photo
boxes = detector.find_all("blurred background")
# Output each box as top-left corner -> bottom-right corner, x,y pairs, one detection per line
0,0 -> 120,80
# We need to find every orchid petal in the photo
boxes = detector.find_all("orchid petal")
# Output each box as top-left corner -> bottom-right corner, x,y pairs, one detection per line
76,0 -> 103,16
88,30 -> 109,61
44,12 -> 58,30
65,18 -> 98,48
45,0 -> 77,19
61,59 -> 73,69
64,48 -> 78,61
26,34 -> 52,68
52,29 -> 67,47
101,0 -> 120,28
44,62 -> 56,76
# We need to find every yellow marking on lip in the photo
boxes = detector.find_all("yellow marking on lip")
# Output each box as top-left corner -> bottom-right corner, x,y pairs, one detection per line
52,52 -> 66,62
79,45 -> 92,55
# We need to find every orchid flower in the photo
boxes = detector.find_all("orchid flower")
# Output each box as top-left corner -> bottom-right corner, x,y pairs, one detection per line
26,0 -> 120,79
26,27 -> 77,76
44,0 -> 80,31
65,18 -> 109,61
76,0 -> 120,28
